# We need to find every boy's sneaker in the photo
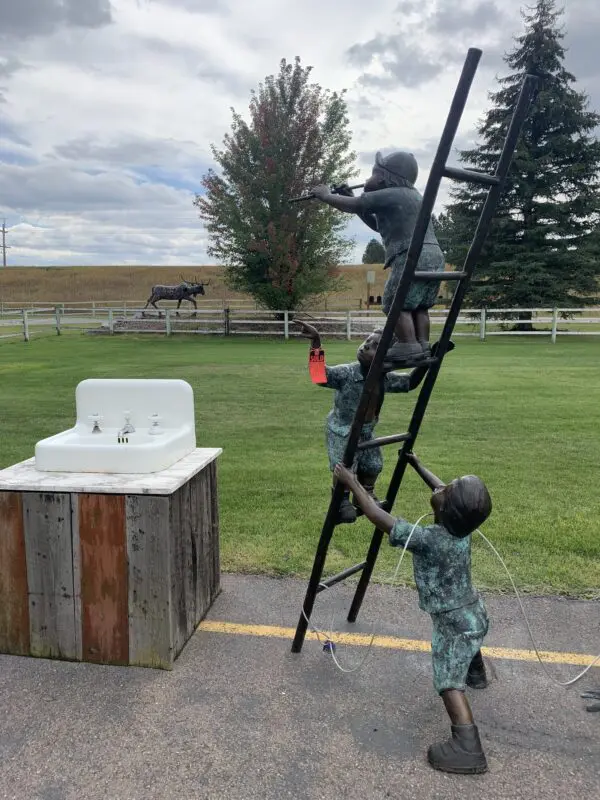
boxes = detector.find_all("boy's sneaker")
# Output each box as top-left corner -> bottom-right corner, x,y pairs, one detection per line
382,342 -> 426,370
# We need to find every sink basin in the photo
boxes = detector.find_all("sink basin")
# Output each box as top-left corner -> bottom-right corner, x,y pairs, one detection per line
35,378 -> 197,474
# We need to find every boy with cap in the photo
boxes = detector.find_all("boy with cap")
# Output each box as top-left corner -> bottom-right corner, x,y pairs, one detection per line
310,150 -> 446,369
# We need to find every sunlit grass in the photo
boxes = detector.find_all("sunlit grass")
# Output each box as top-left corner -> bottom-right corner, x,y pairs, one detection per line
1,334 -> 599,597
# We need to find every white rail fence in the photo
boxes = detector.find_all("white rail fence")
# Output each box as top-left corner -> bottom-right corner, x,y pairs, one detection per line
2,305 -> 600,343
0,299 -> 259,312
0,295 -> 363,314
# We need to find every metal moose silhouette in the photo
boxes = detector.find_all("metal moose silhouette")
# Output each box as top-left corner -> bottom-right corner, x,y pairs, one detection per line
143,275 -> 210,316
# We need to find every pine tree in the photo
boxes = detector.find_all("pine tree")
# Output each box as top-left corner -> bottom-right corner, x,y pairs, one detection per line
443,0 -> 600,318
362,238 -> 385,264
194,57 -> 357,310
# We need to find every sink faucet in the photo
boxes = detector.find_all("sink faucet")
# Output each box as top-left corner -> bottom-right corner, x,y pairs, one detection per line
118,410 -> 135,436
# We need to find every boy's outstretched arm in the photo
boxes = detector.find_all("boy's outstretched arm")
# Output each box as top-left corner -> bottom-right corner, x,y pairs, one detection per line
311,184 -> 362,215
295,320 -> 343,388
293,319 -> 321,349
332,184 -> 379,233
334,464 -> 396,534
406,453 -> 445,490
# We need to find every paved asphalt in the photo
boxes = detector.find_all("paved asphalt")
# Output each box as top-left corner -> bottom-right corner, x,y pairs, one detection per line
1,574 -> 599,800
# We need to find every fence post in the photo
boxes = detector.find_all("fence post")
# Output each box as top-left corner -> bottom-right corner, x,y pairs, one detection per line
284,310 -> 289,340
224,307 -> 230,336
346,310 -> 352,341
479,306 -> 487,341
124,301 -> 127,318
165,309 -> 171,336
92,301 -> 96,318
108,308 -> 114,334
22,309 -> 29,342
55,306 -> 61,336
551,307 -> 558,343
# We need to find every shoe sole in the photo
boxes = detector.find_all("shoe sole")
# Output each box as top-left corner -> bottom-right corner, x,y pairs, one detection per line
382,358 -> 426,371
427,756 -> 488,775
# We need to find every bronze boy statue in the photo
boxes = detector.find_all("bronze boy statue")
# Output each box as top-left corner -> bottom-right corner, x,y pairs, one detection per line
310,151 -> 445,370
295,320 -> 452,524
334,453 -> 492,775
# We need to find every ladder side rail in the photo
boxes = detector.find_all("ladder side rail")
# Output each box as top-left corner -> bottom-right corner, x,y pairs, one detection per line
291,48 -> 484,654
393,73 -> 538,452
289,478 -> 348,651
337,47 -> 484,476
291,49 -> 484,653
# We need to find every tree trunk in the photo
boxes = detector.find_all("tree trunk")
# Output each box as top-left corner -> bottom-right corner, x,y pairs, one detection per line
512,311 -> 534,331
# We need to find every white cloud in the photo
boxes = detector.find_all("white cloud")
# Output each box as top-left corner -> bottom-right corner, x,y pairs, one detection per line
0,0 -> 598,266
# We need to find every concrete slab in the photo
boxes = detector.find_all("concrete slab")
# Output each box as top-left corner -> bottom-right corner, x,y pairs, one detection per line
1,574 -> 599,800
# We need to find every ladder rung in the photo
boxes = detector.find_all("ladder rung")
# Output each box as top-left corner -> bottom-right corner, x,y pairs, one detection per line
357,432 -> 412,451
414,270 -> 467,281
442,166 -> 500,186
317,562 -> 368,592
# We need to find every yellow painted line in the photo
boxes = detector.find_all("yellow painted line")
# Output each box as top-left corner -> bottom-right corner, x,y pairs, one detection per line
198,620 -> 600,668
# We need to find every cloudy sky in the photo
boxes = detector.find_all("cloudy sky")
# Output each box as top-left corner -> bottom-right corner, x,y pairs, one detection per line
1,0 -> 598,267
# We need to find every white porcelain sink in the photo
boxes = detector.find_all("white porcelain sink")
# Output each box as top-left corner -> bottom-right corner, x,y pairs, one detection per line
35,378 -> 197,474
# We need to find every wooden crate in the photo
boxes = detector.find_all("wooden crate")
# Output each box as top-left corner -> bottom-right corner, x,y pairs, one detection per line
0,450 -> 221,669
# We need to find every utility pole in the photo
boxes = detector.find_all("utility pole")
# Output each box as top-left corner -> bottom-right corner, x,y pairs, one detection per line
1,220 -> 9,267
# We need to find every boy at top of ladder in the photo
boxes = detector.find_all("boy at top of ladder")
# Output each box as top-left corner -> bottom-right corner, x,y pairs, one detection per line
310,150 -> 446,371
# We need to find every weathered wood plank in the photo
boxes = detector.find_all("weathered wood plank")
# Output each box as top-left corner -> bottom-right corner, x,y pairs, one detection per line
70,494 -> 83,661
168,463 -> 222,660
169,483 -> 183,657
208,461 -> 221,602
22,492 -> 77,659
189,469 -> 205,620
78,494 -> 129,665
125,494 -> 172,669
189,464 -> 220,624
169,481 -> 194,658
0,492 -> 30,655
183,477 -> 200,639
198,468 -> 213,617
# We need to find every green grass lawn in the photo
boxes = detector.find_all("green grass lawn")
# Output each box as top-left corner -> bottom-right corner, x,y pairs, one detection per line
1,333 -> 599,597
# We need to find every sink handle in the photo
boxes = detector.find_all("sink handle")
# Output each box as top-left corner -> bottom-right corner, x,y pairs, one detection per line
88,413 -> 103,432
148,413 -> 163,435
